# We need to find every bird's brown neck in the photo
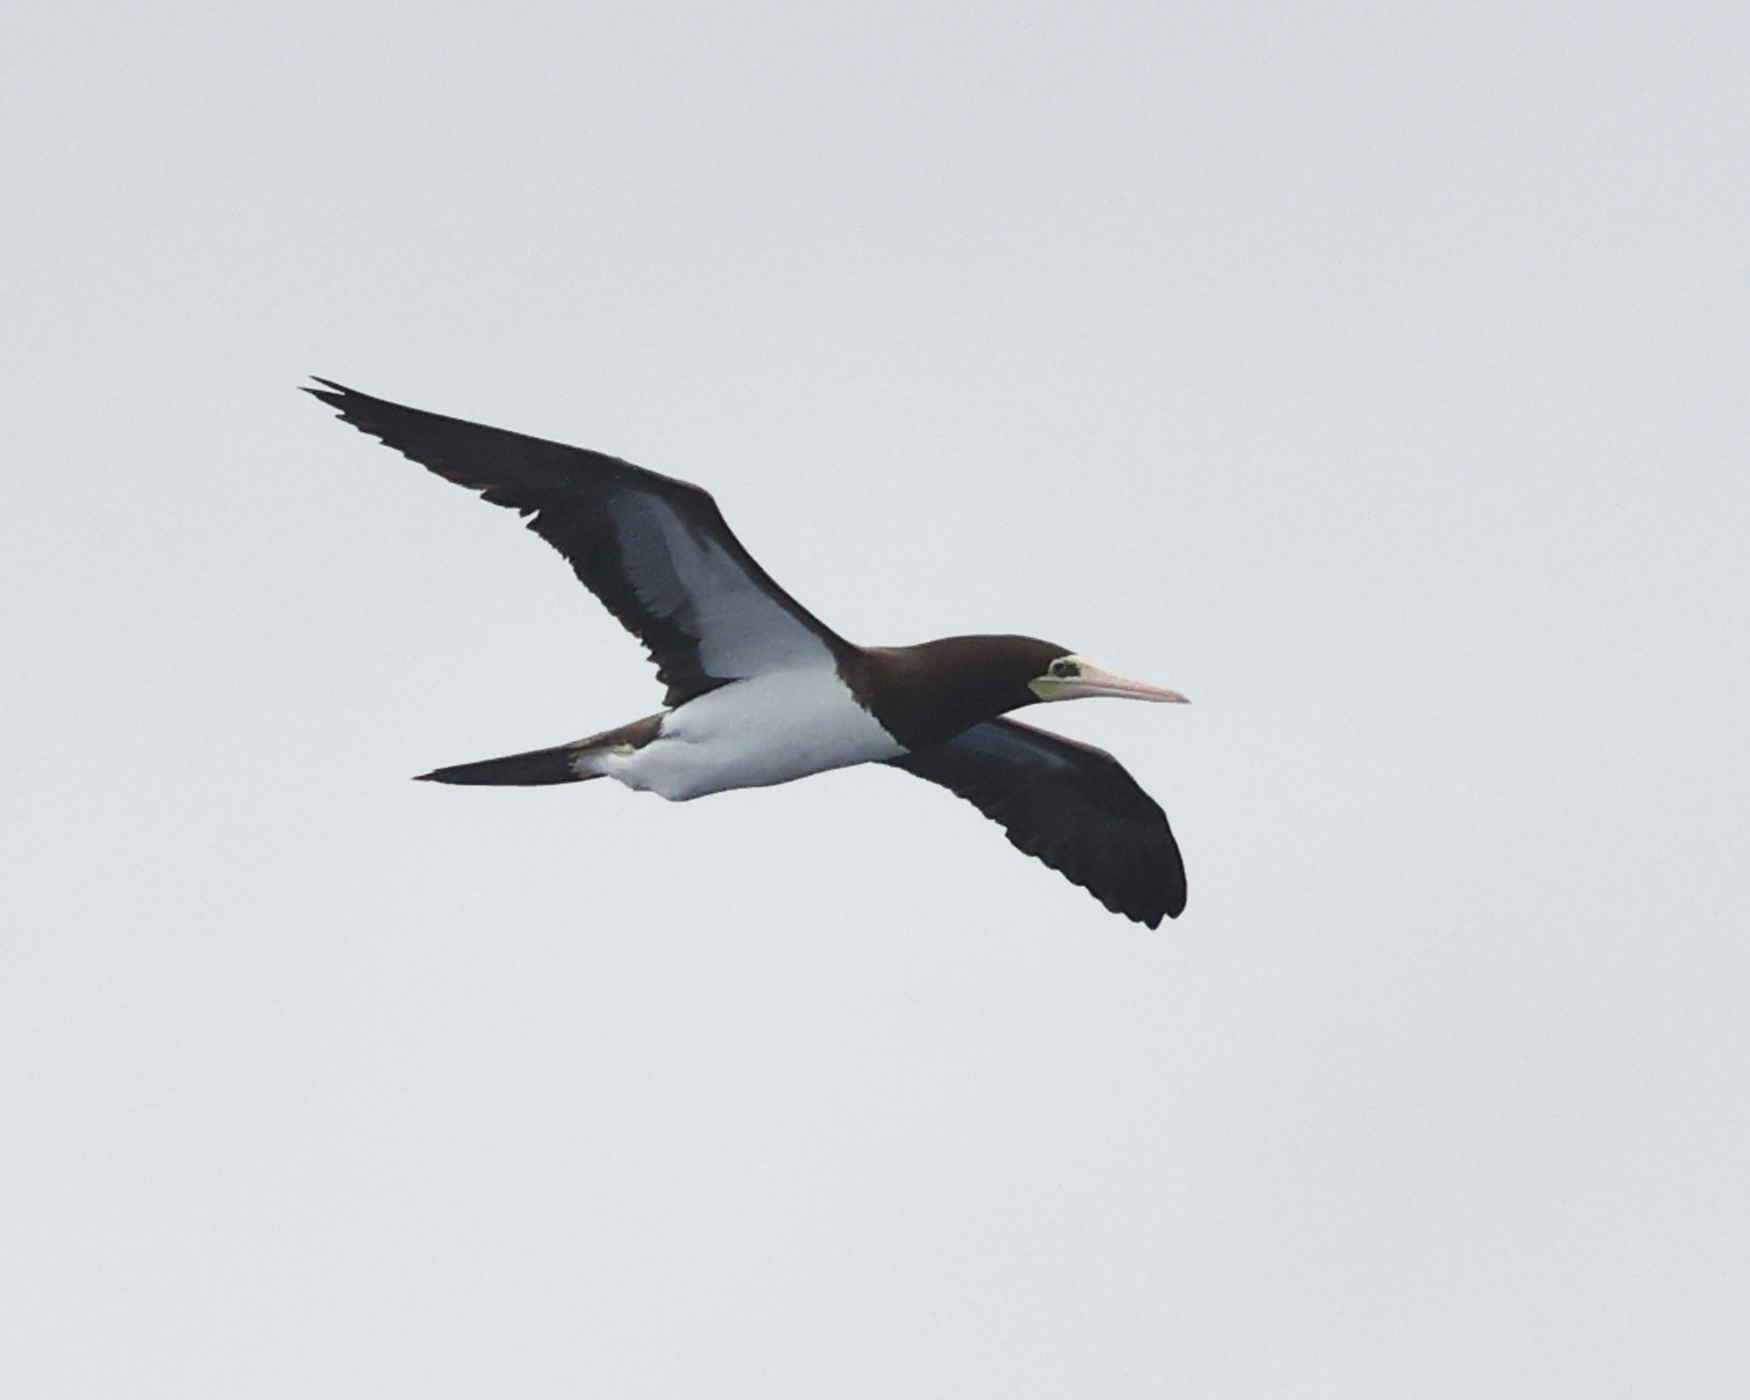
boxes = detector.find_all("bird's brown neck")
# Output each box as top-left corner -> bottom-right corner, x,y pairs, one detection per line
846,635 -> 1059,751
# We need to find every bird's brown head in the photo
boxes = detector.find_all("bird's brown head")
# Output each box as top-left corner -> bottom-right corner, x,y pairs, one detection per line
858,635 -> 1187,750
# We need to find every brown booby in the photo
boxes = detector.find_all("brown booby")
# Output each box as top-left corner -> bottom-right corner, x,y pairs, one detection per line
307,380 -> 1190,926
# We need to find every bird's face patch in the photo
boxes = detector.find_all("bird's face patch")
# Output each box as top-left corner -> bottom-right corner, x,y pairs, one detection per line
1028,654 -> 1190,705
1027,654 -> 1089,701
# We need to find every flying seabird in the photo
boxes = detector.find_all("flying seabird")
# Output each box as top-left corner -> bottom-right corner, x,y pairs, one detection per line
306,380 -> 1190,926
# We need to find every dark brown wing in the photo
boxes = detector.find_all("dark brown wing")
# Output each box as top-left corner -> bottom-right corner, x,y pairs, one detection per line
305,380 -> 854,706
889,717 -> 1186,926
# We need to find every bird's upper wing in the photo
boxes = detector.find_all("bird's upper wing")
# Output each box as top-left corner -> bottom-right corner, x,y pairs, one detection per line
888,717 -> 1186,926
305,380 -> 853,706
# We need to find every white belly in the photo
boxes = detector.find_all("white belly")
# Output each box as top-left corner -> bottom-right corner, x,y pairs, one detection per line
599,667 -> 905,801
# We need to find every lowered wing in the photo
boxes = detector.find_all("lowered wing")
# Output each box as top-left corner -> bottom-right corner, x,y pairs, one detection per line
889,717 -> 1186,927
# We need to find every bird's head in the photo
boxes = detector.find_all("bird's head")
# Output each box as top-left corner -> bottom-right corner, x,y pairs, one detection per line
860,635 -> 1187,750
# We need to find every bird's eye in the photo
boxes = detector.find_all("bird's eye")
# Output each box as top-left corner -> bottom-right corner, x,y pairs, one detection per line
1050,659 -> 1081,679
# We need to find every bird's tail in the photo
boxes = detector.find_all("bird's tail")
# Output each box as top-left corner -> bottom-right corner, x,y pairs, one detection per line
415,714 -> 663,787
416,743 -> 597,786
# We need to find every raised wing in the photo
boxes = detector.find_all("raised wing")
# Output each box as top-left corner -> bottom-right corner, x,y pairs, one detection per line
889,717 -> 1186,927
305,380 -> 853,706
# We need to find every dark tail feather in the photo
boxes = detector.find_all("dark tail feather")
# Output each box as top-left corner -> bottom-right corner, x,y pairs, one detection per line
415,715 -> 664,787
416,743 -> 598,786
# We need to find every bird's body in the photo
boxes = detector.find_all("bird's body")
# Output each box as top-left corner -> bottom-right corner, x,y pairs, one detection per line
307,380 -> 1191,925
595,666 -> 905,801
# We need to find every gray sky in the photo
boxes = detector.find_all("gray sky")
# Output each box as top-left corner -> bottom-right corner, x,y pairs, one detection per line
3,1 -> 1746,1394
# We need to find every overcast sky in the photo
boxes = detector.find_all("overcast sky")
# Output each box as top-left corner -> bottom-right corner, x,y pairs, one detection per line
3,1 -> 1746,1395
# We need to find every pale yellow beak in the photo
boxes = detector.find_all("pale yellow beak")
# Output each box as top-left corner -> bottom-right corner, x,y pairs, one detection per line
1063,663 -> 1189,703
